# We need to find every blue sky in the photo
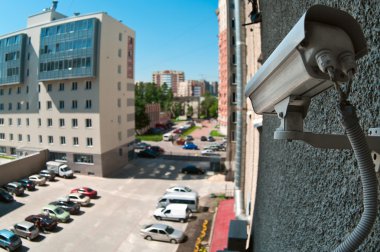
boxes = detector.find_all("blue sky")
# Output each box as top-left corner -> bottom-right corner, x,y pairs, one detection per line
0,0 -> 219,82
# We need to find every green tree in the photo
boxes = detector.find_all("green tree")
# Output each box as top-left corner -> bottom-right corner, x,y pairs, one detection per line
186,105 -> 194,118
200,92 -> 218,118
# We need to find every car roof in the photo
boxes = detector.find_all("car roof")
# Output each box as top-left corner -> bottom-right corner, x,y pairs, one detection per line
15,221 -> 34,228
148,223 -> 168,230
0,229 -> 16,238
68,193 -> 81,197
43,205 -> 59,210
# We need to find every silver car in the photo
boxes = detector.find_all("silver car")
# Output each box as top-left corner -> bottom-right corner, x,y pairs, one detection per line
10,221 -> 39,240
140,223 -> 185,244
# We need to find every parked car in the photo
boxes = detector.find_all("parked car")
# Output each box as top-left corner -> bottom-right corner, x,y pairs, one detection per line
135,142 -> 151,150
25,214 -> 58,232
176,138 -> 186,145
140,223 -> 185,244
39,169 -> 56,181
165,185 -> 194,194
154,204 -> 191,223
207,136 -> 216,142
137,149 -> 159,158
185,135 -> 194,141
49,200 -> 81,214
0,188 -> 14,202
17,179 -> 36,191
29,174 -> 47,186
0,229 -> 22,251
10,221 -> 39,241
182,143 -> 198,150
60,193 -> 91,206
201,149 -> 220,156
181,165 -> 205,175
70,187 -> 98,199
147,146 -> 165,154
200,136 -> 207,141
41,205 -> 70,223
3,182 -> 24,196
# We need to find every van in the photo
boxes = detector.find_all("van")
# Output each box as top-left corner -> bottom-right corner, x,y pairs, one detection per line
163,133 -> 173,141
46,161 -> 73,178
157,192 -> 198,212
153,204 -> 191,223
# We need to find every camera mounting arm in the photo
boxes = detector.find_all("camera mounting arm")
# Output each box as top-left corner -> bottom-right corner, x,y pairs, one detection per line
273,95 -> 380,171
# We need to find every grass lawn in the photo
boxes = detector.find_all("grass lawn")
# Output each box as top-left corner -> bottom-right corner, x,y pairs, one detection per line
180,126 -> 201,137
210,130 -> 225,137
136,134 -> 163,142
0,155 -> 16,160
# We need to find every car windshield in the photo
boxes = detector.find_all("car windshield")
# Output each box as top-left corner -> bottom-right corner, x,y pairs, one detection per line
86,188 -> 93,192
184,187 -> 192,192
78,194 -> 85,199
55,207 -> 64,214
29,225 -> 37,231
165,226 -> 174,234
62,167 -> 70,172
9,235 -> 19,242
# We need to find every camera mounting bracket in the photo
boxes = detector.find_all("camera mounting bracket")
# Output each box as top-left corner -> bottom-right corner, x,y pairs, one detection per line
273,96 -> 380,172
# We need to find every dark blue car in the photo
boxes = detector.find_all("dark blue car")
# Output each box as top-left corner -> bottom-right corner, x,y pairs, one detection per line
182,143 -> 198,150
0,188 -> 14,203
0,229 -> 22,251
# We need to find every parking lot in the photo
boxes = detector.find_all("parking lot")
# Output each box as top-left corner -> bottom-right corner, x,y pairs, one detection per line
0,158 -> 231,252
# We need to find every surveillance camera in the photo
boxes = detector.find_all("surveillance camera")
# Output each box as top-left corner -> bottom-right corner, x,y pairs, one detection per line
245,5 -> 367,114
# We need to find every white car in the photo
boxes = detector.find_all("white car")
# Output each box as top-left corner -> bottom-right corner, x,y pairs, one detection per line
28,174 -> 47,186
166,185 -> 194,194
201,149 -> 220,156
60,193 -> 90,206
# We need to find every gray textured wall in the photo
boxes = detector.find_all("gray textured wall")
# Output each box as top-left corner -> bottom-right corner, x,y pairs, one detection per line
252,0 -> 380,251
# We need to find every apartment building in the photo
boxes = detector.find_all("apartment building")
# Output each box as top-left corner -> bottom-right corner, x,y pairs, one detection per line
152,70 -> 185,95
0,3 -> 135,177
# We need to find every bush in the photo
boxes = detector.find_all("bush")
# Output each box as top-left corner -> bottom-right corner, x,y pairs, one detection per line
210,130 -> 225,137
136,134 -> 162,142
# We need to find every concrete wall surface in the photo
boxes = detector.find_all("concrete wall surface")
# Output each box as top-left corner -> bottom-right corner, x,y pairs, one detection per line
251,1 -> 380,251
0,150 -> 48,185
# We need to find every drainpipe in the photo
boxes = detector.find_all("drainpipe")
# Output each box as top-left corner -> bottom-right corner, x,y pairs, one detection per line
233,0 -> 247,221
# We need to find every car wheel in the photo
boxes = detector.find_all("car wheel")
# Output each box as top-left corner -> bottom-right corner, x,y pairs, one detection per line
180,218 -> 185,223
146,236 -> 152,241
170,239 -> 177,244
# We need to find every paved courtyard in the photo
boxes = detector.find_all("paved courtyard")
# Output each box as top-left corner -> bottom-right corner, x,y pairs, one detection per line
0,158 -> 232,252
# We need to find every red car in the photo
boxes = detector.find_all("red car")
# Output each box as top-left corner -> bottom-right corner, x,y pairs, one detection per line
70,187 -> 98,199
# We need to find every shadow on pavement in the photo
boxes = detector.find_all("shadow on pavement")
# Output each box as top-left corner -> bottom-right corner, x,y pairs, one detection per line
0,201 -> 24,217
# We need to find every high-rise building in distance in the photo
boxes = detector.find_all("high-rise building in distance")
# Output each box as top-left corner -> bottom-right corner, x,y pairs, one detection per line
152,70 -> 184,95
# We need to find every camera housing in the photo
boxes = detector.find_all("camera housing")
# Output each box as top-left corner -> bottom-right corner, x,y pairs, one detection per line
245,5 -> 367,114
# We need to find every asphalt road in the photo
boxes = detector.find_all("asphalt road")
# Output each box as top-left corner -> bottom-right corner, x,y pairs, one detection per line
0,158 -> 232,252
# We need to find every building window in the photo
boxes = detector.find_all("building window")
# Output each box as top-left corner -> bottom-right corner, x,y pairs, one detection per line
8,88 -> 12,95
59,100 -> 65,109
38,85 -> 40,93
118,132 -> 122,141
8,118 -> 12,125
117,65 -> 121,74
39,135 -> 43,143
17,87 -> 21,94
8,103 -> 12,111
17,118 -> 21,126
27,135 -> 31,142
38,101 -> 40,110
26,118 -> 29,126
85,100 -> 92,109
74,154 -> 93,164
27,52 -> 30,60
72,82 -> 78,90
26,69 -> 29,76
117,81 -> 121,91
59,118 -> 65,127
86,138 -> 93,147
127,99 -> 134,106
47,84 -> 52,92
118,115 -> 121,124
60,136 -> 66,145
59,83 -> 65,91
232,92 -> 236,104
119,33 -> 122,41
47,118 -> 53,127
232,111 -> 237,123
18,134 -> 22,142
73,137 -> 79,146
0,104 -> 3,111
72,100 -> 78,109
0,133 -> 5,140
38,118 -> 41,126
47,101 -> 52,110
26,86 -> 29,93
48,136 -> 53,144
17,102 -> 21,110
127,83 -> 134,91
118,49 -> 122,57
85,119 -> 92,128
0,89 -> 3,95
26,102 -> 29,110
0,118 -> 3,125
9,134 -> 13,141
85,81 -> 92,90
72,118 -> 78,128
117,99 -> 121,108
